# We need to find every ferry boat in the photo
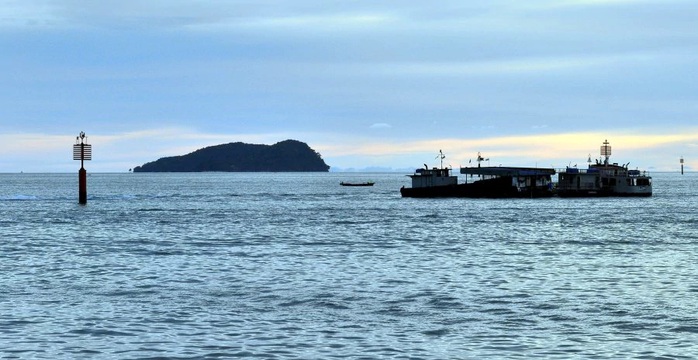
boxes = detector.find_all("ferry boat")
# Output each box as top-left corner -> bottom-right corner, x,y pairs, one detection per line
556,140 -> 652,197
400,151 -> 556,198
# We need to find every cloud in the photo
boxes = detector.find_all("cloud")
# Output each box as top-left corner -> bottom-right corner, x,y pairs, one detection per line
0,1 -> 62,29
2,1 -> 697,174
193,13 -> 395,33
552,0 -> 652,7
318,128 -> 698,170
368,52 -> 658,78
0,1 -> 397,32
1,126 -> 697,172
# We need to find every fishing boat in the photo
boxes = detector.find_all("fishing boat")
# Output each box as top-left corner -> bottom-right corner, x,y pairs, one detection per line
556,140 -> 652,197
340,181 -> 375,187
400,151 -> 556,198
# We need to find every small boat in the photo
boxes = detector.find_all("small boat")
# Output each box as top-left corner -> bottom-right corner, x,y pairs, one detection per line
556,140 -> 652,197
340,181 -> 375,187
400,150 -> 555,198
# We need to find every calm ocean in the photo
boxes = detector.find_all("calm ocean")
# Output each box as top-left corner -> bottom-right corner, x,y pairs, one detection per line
1,172 -> 697,359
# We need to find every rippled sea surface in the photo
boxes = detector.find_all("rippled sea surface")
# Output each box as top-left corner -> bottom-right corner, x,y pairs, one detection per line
1,172 -> 697,359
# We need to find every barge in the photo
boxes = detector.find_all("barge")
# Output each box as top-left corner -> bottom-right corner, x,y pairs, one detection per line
400,151 -> 555,198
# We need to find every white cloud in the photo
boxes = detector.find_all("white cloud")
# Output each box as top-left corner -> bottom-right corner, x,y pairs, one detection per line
370,52 -> 657,77
208,13 -> 395,31
318,127 -> 698,171
370,123 -> 392,129
0,1 -> 397,32
0,0 -> 63,28
553,0 -> 653,6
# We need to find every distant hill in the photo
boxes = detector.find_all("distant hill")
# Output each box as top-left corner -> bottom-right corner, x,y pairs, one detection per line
132,140 -> 330,172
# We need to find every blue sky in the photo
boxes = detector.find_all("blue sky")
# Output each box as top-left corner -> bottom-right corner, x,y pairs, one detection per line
1,0 -> 697,172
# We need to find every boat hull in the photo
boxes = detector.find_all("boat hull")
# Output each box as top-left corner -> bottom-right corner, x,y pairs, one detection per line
556,189 -> 652,197
400,176 -> 554,198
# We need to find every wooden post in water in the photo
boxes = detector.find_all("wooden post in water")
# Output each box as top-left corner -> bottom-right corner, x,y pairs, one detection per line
73,132 -> 92,204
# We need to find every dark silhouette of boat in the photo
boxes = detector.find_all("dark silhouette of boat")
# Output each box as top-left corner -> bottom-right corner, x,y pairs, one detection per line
556,140 -> 652,197
340,181 -> 375,187
400,151 -> 555,198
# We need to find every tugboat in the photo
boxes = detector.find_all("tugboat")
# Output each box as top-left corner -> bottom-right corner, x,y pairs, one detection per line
556,140 -> 652,197
400,151 -> 556,198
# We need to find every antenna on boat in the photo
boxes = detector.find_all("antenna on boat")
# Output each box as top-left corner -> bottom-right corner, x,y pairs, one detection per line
587,154 -> 592,166
436,150 -> 446,169
600,140 -> 612,165
476,152 -> 488,168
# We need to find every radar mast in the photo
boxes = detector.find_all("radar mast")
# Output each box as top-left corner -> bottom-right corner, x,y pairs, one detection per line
600,140 -> 612,165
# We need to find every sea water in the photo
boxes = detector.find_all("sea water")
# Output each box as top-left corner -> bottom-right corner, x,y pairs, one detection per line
1,172 -> 697,359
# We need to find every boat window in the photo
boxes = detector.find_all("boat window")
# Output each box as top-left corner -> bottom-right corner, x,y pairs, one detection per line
637,178 -> 651,186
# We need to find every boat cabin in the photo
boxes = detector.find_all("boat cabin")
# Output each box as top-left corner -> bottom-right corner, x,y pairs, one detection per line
460,166 -> 556,192
556,140 -> 652,197
407,166 -> 458,188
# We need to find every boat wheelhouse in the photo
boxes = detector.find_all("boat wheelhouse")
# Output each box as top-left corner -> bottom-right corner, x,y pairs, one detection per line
556,140 -> 652,197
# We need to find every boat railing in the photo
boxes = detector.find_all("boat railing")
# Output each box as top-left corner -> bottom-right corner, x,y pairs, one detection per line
557,168 -> 603,176
556,182 -> 598,190
627,169 -> 651,177
558,167 -> 650,177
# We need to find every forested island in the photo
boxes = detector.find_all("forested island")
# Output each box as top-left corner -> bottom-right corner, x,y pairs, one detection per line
132,140 -> 330,172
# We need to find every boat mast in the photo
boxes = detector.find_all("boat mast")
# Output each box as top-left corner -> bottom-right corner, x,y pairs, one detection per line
476,152 -> 488,168
437,150 -> 445,169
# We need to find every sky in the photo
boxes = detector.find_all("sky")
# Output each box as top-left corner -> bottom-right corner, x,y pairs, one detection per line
1,0 -> 697,172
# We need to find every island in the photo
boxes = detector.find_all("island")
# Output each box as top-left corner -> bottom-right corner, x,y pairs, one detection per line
132,139 -> 330,172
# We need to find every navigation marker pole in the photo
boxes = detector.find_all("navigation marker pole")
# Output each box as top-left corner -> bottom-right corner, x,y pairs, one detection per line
73,132 -> 92,204
680,156 -> 684,175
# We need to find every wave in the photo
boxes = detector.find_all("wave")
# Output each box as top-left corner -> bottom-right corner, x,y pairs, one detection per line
1,194 -> 39,201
